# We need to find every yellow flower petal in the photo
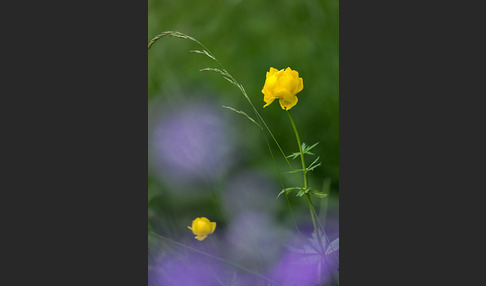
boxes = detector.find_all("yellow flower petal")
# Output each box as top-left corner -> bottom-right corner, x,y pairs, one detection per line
263,93 -> 278,107
263,75 -> 278,96
263,98 -> 276,108
277,72 -> 298,94
266,67 -> 279,78
279,92 -> 298,110
261,67 -> 303,110
289,69 -> 299,80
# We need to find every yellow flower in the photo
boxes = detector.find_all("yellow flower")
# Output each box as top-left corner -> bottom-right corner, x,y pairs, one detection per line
262,67 -> 303,110
187,217 -> 216,241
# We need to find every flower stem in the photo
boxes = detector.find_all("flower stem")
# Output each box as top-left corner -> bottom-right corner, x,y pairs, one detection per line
286,110 -> 323,253
286,110 -> 307,189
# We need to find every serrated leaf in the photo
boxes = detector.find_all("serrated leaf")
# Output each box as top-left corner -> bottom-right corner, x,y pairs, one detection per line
325,237 -> 339,255
308,156 -> 320,168
307,163 -> 322,172
301,142 -> 308,151
307,156 -> 322,172
286,152 -> 301,159
288,142 -> 319,159
304,142 -> 320,153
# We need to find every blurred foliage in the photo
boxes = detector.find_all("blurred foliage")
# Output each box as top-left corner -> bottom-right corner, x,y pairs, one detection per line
148,0 -> 338,241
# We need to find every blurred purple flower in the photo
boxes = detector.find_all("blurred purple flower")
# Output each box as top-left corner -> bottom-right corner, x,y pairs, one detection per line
150,252 -> 226,286
268,231 -> 339,286
148,240 -> 277,286
149,98 -> 236,191
224,211 -> 288,271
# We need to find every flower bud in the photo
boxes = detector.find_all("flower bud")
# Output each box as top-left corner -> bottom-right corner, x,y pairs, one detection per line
187,217 -> 216,241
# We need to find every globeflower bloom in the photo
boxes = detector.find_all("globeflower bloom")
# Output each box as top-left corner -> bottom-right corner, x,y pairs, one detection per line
187,217 -> 216,241
262,67 -> 303,110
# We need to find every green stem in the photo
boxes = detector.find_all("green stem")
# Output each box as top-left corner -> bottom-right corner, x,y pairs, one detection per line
286,110 -> 307,188
286,110 -> 323,252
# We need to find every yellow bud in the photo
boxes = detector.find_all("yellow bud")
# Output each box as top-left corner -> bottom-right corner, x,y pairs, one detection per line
262,67 -> 303,110
187,217 -> 216,241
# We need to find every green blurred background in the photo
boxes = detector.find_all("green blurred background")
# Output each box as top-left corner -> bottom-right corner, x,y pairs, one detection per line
148,0 -> 338,257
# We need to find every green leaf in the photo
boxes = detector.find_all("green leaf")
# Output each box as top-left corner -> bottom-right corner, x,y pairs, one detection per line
277,187 -> 301,198
285,168 -> 305,174
286,152 -> 301,159
307,163 -> 322,172
301,142 -> 308,151
307,156 -> 322,172
302,142 -> 319,155
286,156 -> 322,174
306,142 -> 320,151
295,188 -> 326,198
288,142 -> 319,159
309,188 -> 328,199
